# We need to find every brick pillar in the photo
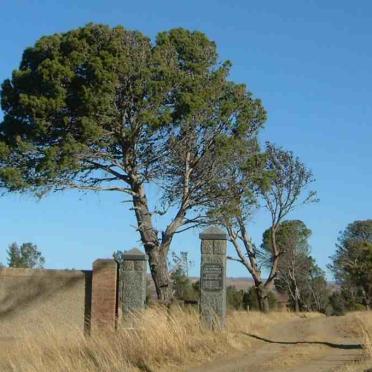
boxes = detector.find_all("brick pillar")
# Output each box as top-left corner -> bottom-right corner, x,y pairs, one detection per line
91,259 -> 118,333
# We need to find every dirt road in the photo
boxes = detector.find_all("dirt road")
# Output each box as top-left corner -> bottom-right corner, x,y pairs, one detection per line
187,314 -> 366,372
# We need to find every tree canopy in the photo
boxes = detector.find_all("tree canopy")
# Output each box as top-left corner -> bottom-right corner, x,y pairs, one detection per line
329,220 -> 372,310
0,24 -> 266,301
7,242 -> 45,268
205,142 -> 317,311
262,220 -> 328,312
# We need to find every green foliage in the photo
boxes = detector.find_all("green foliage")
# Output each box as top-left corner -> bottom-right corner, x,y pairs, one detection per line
259,144 -> 318,220
261,220 -> 311,257
169,251 -> 198,302
0,23 -> 267,301
7,242 -> 45,268
226,286 -> 245,310
243,287 -> 277,311
113,250 -> 125,265
326,291 -> 346,316
204,141 -> 316,312
329,220 -> 372,309
301,261 -> 329,312
0,23 -> 265,198
170,268 -> 198,302
262,220 -> 328,312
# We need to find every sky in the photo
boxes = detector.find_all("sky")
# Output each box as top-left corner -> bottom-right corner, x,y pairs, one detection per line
0,0 -> 371,278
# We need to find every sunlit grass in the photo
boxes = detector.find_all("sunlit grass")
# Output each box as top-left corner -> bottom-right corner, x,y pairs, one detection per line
0,306 -> 304,372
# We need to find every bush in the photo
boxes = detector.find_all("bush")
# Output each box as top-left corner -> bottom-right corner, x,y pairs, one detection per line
328,291 -> 346,316
242,287 -> 277,311
171,268 -> 199,302
227,286 -> 245,310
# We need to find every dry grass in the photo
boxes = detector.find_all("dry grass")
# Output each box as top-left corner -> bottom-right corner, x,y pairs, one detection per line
340,311 -> 372,372
361,315 -> 372,358
0,307 -> 306,372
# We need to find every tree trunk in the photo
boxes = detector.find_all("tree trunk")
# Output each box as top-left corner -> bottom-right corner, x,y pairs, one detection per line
147,246 -> 173,303
294,286 -> 300,313
362,289 -> 370,311
131,180 -> 173,303
255,283 -> 270,313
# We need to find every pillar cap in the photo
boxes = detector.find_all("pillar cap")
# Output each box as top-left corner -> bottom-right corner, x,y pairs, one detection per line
93,259 -> 118,267
123,247 -> 148,261
199,226 -> 227,240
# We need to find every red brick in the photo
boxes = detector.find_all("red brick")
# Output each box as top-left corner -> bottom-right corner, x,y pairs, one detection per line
91,259 -> 118,332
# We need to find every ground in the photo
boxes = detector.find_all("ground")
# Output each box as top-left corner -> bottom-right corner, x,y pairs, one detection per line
187,313 -> 369,372
0,308 -> 370,371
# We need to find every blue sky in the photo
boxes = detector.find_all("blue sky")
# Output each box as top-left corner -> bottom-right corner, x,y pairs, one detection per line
0,0 -> 371,278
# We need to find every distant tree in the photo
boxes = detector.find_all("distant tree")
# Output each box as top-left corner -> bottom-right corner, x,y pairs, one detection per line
171,251 -> 192,278
242,286 -> 277,311
327,291 -> 346,316
207,144 -> 317,312
302,259 -> 329,312
226,286 -> 245,310
262,220 -> 328,312
262,220 -> 311,312
329,220 -> 372,310
339,285 -> 366,311
113,250 -> 125,266
0,24 -> 266,302
7,242 -> 45,268
169,251 -> 198,301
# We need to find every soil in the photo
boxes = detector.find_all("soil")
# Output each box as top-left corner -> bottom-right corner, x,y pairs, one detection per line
187,314 -> 366,372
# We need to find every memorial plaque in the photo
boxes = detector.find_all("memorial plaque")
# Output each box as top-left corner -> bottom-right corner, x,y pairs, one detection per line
199,227 -> 227,329
202,264 -> 223,291
120,248 -> 147,316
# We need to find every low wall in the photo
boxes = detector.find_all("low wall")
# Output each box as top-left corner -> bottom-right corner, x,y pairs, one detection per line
0,268 -> 92,337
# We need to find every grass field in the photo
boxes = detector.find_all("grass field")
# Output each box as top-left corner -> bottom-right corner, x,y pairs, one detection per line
0,307 -> 370,372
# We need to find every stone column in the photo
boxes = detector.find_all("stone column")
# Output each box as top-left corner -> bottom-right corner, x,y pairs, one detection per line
199,227 -> 227,329
120,248 -> 147,315
91,259 -> 118,333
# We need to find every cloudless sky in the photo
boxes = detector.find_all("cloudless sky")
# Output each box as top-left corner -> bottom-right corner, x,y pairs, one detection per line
0,0 -> 371,278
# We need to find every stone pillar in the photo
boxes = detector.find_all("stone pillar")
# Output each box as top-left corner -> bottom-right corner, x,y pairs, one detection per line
120,248 -> 147,315
199,227 -> 227,329
91,259 -> 118,332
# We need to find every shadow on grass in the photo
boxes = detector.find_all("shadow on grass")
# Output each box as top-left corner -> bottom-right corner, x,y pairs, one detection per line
243,333 -> 363,350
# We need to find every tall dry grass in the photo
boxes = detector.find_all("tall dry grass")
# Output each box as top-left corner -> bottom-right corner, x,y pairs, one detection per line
0,306 -> 303,372
360,313 -> 372,358
341,311 -> 372,372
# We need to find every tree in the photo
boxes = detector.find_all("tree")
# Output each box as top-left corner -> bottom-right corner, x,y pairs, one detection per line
262,220 -> 312,312
261,220 -> 329,312
303,261 -> 329,312
7,242 -> 45,268
327,291 -> 346,316
226,286 -> 245,310
242,286 -> 277,311
169,251 -> 198,301
0,24 -> 266,302
207,143 -> 317,311
329,220 -> 372,310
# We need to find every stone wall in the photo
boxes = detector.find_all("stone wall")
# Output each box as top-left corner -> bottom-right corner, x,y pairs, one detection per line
0,268 -> 92,337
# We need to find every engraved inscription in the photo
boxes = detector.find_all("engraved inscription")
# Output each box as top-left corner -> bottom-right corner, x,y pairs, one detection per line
202,263 -> 223,291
